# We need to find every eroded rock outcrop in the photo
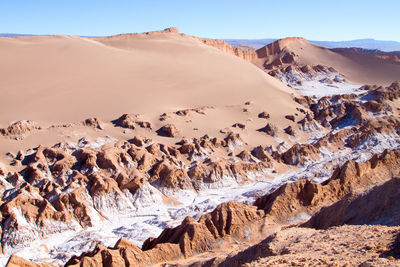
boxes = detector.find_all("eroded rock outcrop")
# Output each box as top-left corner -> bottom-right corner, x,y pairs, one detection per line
304,177 -> 400,229
198,38 -> 257,62
280,143 -> 319,165
255,149 -> 400,222
83,117 -> 104,130
258,123 -> 278,137
0,133 -> 274,255
156,124 -> 179,137
6,255 -> 52,267
112,114 -> 152,130
65,201 -> 264,266
0,120 -> 41,140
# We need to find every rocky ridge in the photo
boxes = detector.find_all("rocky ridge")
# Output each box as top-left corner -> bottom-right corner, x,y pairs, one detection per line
333,47 -> 400,63
58,147 -> 400,266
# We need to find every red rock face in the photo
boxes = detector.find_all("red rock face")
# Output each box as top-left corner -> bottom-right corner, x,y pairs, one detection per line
198,38 -> 257,62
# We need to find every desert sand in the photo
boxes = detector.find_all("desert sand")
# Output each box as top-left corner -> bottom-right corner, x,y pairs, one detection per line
0,30 -> 297,127
0,29 -> 311,169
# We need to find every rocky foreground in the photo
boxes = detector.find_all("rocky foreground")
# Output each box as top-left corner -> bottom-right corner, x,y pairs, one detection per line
1,80 -> 400,266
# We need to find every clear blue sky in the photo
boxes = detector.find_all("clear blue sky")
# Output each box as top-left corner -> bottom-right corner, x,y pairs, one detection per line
1,0 -> 399,41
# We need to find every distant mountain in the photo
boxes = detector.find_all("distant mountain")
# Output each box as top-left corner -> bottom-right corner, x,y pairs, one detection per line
332,47 -> 400,62
0,33 -> 100,38
313,39 -> 400,52
223,38 -> 277,49
0,33 -> 35,37
3,33 -> 400,52
224,38 -> 400,52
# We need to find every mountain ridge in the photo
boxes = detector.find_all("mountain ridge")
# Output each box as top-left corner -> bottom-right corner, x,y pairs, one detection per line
2,33 -> 400,52
224,38 -> 400,52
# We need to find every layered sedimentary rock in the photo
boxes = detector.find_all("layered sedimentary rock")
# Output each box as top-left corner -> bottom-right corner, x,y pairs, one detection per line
198,38 -> 257,62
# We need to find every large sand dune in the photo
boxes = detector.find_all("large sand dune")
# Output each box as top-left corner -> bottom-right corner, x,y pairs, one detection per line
0,30 -> 297,127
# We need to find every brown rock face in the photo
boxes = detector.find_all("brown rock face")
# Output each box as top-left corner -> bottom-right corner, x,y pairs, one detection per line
0,120 -> 40,140
251,145 -> 272,162
163,27 -> 179,33
143,201 -> 264,256
65,240 -> 182,267
129,135 -> 152,147
285,115 -> 295,122
305,177 -> 400,229
0,165 -> 6,176
281,143 -> 319,165
258,111 -> 270,119
157,124 -> 179,137
258,123 -> 278,136
113,114 -> 152,130
256,37 -> 307,58
65,201 -> 264,266
198,38 -> 257,62
232,122 -> 246,129
283,125 -> 295,136
255,149 -> 400,222
6,255 -> 52,267
83,117 -> 104,130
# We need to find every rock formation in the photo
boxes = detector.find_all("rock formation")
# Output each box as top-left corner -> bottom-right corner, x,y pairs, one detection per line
65,201 -> 265,266
0,120 -> 41,140
256,149 -> 400,222
83,117 -> 104,130
198,38 -> 257,62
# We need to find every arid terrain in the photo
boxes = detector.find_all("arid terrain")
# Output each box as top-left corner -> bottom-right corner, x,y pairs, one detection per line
1,28 -> 400,266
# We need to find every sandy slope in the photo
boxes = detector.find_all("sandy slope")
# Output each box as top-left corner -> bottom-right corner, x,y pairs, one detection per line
0,31 -> 297,128
256,37 -> 400,85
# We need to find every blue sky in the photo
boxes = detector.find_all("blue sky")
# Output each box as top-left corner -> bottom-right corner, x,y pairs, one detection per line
1,0 -> 399,41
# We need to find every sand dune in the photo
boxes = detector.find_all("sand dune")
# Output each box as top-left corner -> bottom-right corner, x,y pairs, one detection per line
0,30 -> 297,127
256,37 -> 400,85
